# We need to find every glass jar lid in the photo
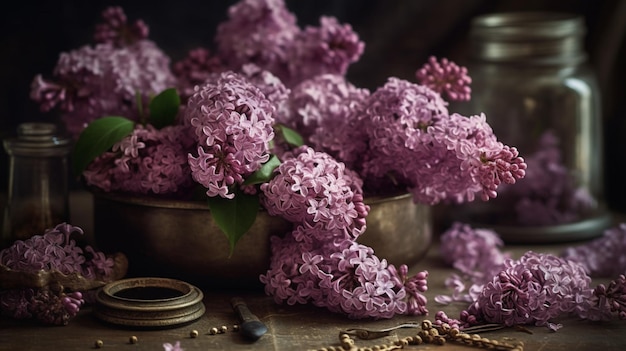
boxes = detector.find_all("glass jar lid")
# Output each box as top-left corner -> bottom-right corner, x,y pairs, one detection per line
470,12 -> 587,65
3,123 -> 72,157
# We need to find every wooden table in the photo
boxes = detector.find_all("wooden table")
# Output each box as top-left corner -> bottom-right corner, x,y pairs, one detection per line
1,193 -> 625,350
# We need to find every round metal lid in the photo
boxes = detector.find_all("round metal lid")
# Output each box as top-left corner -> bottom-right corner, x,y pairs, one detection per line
93,277 -> 205,328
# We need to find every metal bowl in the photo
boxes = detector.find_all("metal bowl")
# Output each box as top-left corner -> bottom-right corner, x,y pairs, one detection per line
92,192 -> 431,289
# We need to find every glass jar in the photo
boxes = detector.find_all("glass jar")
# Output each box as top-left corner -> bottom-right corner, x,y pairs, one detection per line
448,12 -> 611,243
2,123 -> 72,248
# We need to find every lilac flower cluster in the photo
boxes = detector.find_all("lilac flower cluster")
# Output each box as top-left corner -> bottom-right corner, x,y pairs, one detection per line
0,223 -> 116,325
287,16 -> 365,85
93,6 -> 149,46
435,222 -> 626,330
260,146 -> 429,318
415,56 -> 472,102
0,287 -> 84,326
500,130 -> 597,225
465,251 -> 592,328
183,71 -> 276,199
561,222 -> 626,277
439,222 -> 509,283
30,7 -> 175,138
83,124 -> 196,196
282,74 -> 370,168
582,275 -> 626,321
215,0 -> 299,81
216,0 -> 364,87
172,48 -> 225,102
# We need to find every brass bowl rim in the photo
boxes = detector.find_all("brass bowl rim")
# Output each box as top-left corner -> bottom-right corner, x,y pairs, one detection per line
90,189 -> 413,210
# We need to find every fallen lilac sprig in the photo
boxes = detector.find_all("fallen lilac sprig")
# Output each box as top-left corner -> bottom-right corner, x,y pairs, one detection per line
0,223 -> 117,325
435,222 -> 626,331
561,222 -> 626,277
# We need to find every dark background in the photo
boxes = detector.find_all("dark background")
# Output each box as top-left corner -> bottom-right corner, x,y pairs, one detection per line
1,0 -> 625,209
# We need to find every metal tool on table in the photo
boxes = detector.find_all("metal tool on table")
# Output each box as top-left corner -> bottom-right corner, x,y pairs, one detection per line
231,297 -> 268,341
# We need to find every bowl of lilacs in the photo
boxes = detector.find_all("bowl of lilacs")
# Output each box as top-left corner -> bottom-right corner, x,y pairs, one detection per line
29,0 -> 526,319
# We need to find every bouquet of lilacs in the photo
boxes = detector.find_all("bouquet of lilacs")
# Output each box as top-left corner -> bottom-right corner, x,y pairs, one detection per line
28,0 -> 526,319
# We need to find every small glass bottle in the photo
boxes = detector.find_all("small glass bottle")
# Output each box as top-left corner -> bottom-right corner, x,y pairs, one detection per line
448,12 -> 611,243
2,123 -> 72,248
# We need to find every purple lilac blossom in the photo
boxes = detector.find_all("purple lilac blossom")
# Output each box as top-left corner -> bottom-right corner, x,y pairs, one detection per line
581,274 -> 626,321
457,251 -> 593,328
172,47 -> 225,103
415,56 -> 472,102
93,6 -> 149,46
239,63 -> 292,123
436,222 -> 626,330
0,223 -> 118,325
215,0 -> 299,82
439,222 -> 509,282
0,223 -> 114,280
358,77 -> 526,203
183,71 -> 276,199
30,7 -> 176,138
83,124 -> 195,196
502,130 -> 596,225
260,146 -> 368,242
284,74 -> 370,168
0,288 -> 84,326
259,232 -> 428,319
287,16 -> 365,86
561,223 -> 626,277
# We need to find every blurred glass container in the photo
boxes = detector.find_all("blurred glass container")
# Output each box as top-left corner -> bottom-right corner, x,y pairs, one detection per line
2,123 -> 72,248
448,12 -> 611,243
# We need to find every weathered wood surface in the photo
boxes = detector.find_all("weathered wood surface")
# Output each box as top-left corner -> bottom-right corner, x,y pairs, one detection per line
2,240 -> 626,351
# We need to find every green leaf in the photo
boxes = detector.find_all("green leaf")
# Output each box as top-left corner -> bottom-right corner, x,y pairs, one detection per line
148,88 -> 180,129
243,155 -> 281,185
71,116 -> 135,177
207,190 -> 260,257
277,124 -> 304,147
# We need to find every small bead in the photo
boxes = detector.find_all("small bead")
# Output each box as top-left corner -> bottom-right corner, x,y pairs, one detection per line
94,340 -> 104,348
433,336 -> 446,345
449,328 -> 460,337
233,324 -> 240,332
428,328 -> 439,336
220,325 -> 228,333
340,337 -> 355,349
129,335 -> 138,344
210,327 -> 219,335
421,320 -> 432,330
190,330 -> 199,338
